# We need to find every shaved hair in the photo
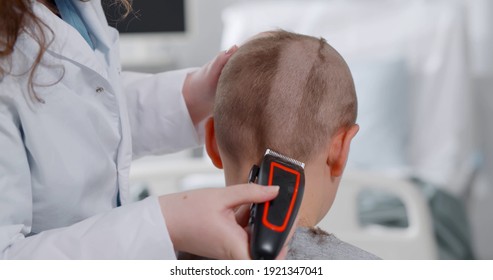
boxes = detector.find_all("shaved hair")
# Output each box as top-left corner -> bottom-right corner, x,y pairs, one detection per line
214,30 -> 357,164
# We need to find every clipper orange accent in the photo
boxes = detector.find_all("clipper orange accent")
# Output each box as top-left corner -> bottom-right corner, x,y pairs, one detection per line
248,149 -> 305,260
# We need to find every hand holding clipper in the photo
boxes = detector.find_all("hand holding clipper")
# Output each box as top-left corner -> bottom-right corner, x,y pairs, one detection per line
248,149 -> 305,260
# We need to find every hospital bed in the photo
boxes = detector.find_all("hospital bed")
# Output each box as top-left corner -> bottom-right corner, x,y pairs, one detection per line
320,170 -> 438,259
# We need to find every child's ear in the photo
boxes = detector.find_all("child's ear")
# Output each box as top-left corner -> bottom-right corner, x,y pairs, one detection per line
205,117 -> 223,169
327,124 -> 359,177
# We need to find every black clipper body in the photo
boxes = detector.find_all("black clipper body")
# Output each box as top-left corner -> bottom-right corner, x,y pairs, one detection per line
249,149 -> 305,260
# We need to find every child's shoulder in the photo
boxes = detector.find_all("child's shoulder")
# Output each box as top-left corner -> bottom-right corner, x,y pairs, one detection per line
287,226 -> 381,260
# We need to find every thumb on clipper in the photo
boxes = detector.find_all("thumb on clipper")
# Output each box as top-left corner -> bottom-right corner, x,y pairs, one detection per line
225,184 -> 279,208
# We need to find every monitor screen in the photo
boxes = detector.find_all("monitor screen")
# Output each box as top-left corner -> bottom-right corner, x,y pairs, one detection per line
103,0 -> 186,33
102,0 -> 188,72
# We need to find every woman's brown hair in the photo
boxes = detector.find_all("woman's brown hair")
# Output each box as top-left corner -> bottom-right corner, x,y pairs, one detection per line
0,0 -> 132,101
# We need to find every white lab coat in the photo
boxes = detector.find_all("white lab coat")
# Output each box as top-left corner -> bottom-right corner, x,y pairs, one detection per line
0,0 -> 201,259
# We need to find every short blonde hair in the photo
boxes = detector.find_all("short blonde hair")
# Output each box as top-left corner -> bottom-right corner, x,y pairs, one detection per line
214,30 -> 357,163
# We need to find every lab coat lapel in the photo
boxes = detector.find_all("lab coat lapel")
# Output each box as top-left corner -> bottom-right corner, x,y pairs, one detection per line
32,1 -> 109,80
73,0 -> 116,53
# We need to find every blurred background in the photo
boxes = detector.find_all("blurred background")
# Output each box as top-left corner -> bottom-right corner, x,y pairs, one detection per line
107,0 -> 493,259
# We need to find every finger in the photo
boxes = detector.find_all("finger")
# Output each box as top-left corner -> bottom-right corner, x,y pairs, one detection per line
209,45 -> 238,80
225,44 -> 239,55
224,224 -> 251,260
235,204 -> 251,227
224,184 -> 279,208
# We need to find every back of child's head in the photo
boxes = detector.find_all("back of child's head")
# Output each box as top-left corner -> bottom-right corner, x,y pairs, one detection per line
214,30 -> 357,165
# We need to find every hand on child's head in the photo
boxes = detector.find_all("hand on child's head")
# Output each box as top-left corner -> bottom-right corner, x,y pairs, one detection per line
182,45 -> 238,126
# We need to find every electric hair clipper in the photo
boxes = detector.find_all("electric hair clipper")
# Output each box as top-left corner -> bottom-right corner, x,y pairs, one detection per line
248,149 -> 305,260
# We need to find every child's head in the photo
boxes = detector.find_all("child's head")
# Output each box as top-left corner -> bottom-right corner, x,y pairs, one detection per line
205,30 -> 359,227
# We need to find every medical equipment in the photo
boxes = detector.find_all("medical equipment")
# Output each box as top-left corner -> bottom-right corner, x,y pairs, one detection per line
248,149 -> 305,260
317,170 -> 438,259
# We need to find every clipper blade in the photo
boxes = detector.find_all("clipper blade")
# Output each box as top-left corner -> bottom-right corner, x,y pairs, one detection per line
265,149 -> 305,169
